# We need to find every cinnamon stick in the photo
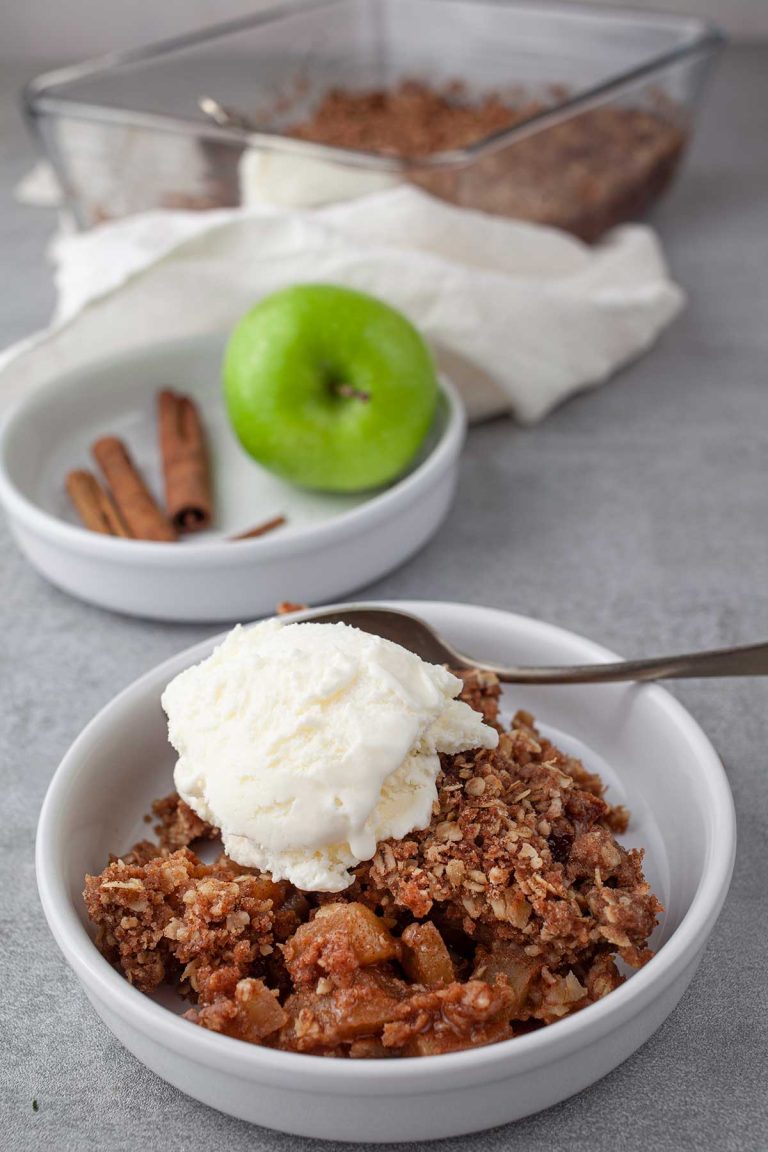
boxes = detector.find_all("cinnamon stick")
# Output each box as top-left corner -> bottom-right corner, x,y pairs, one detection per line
230,515 -> 286,541
66,469 -> 131,537
157,390 -> 213,533
92,436 -> 177,542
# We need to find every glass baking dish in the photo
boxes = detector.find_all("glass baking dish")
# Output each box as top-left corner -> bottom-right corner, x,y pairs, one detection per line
24,0 -> 723,239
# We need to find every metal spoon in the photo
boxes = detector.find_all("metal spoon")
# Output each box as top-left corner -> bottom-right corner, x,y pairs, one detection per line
198,96 -> 258,133
296,606 -> 768,684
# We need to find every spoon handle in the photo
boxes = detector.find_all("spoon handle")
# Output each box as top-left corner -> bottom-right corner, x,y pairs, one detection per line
475,641 -> 768,685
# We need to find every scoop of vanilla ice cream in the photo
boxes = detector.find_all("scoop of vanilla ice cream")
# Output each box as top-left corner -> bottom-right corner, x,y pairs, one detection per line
162,619 -> 498,891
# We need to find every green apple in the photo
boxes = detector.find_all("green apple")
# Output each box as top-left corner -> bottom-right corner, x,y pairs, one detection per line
223,284 -> 439,492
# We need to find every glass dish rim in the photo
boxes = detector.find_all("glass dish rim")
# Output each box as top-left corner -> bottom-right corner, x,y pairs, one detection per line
22,0 -> 725,174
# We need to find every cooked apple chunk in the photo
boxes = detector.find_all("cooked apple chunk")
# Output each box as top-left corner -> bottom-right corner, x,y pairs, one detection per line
400,922 -> 454,986
283,901 -> 401,989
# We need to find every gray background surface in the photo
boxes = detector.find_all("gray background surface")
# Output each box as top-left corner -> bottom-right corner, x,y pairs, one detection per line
2,46 -> 767,1152
3,0 -> 767,63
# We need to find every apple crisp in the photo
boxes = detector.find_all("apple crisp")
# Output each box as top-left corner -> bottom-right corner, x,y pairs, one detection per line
287,80 -> 686,242
84,670 -> 661,1057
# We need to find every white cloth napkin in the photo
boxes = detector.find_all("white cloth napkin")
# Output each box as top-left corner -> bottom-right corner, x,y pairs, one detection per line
0,186 -> 683,423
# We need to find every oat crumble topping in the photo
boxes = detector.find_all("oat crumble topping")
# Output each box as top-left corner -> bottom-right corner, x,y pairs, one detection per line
84,670 -> 661,1057
286,81 -> 686,242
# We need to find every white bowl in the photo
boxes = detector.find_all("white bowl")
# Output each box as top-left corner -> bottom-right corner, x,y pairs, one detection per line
0,338 -> 464,622
36,601 -> 735,1143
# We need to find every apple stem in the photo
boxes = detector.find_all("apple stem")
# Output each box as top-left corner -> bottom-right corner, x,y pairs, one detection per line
335,383 -> 371,403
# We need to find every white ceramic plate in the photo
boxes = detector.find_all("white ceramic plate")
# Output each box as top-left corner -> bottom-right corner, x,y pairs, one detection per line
0,338 -> 464,621
36,601 -> 735,1143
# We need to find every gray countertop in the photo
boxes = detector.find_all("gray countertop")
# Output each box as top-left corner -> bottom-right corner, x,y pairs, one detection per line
2,46 -> 767,1152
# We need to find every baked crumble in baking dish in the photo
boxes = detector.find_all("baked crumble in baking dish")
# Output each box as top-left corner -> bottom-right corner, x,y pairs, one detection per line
286,81 -> 686,242
84,670 -> 661,1057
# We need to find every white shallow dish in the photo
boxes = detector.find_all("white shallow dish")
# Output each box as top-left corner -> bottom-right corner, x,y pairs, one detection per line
36,601 -> 735,1143
0,338 -> 464,622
